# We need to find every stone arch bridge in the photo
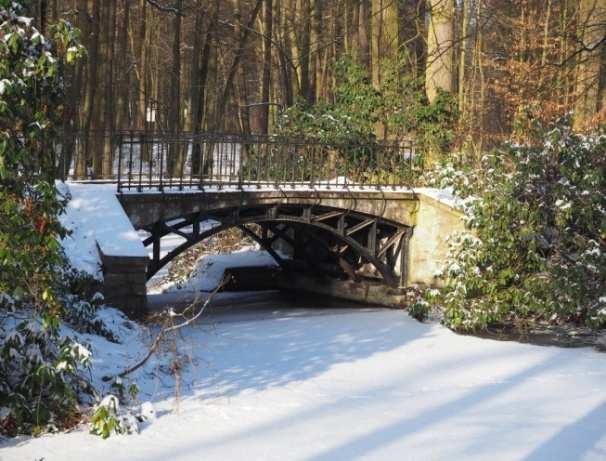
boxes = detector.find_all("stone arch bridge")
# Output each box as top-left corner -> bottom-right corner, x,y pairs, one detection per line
69,133 -> 464,315
101,187 -> 463,316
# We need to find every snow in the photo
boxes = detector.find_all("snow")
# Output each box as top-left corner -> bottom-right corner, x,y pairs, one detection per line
142,219 -> 222,291
414,186 -> 461,209
27,183 -> 603,459
59,182 -> 148,279
2,300 -> 606,460
0,79 -> 9,95
58,182 -> 102,278
158,248 -> 279,293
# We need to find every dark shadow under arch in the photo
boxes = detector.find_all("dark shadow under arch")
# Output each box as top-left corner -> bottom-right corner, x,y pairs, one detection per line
143,204 -> 412,288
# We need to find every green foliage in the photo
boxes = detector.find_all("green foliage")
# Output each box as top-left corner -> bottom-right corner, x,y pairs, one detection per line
419,155 -> 481,197
276,53 -> 457,166
0,1 -> 89,436
276,56 -> 379,143
403,287 -> 431,322
0,314 -> 92,436
379,52 -> 458,156
89,391 -> 144,438
434,118 -> 606,332
0,0 -> 84,312
90,396 -> 123,439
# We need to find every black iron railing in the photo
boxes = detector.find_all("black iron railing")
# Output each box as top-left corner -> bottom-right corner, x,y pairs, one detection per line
58,131 -> 422,192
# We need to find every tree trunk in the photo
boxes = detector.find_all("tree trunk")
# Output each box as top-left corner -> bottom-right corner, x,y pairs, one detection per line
102,0 -> 117,178
260,0 -> 273,133
212,0 -> 263,130
79,0 -> 101,178
371,0 -> 398,89
458,0 -> 470,117
277,0 -> 295,106
310,0 -> 322,104
116,0 -> 131,130
358,0 -> 370,71
574,0 -> 606,129
168,0 -> 183,176
298,0 -> 312,102
425,0 -> 455,103
136,0 -> 148,130
371,0 -> 382,88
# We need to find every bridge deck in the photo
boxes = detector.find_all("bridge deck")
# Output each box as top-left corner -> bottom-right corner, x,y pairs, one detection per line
116,184 -> 420,230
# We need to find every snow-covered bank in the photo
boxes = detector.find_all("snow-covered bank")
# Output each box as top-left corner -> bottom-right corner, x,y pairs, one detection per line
58,182 -> 148,279
2,301 -> 605,461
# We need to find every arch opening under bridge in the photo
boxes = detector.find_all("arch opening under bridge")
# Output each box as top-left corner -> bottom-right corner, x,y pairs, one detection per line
141,203 -> 413,288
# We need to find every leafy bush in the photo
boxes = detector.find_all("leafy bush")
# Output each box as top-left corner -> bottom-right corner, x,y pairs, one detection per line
276,56 -> 379,144
89,391 -> 155,439
435,119 -> 606,331
276,53 -> 457,170
0,307 -> 93,436
89,395 -> 141,439
379,52 -> 458,157
62,290 -> 118,342
0,1 -> 83,315
418,155 -> 480,197
0,1 -> 89,436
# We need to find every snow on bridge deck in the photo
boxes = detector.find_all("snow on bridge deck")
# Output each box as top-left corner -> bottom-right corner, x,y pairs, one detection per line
59,182 -> 148,279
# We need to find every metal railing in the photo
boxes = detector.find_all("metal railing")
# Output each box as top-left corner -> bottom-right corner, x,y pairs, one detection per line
58,131 -> 423,192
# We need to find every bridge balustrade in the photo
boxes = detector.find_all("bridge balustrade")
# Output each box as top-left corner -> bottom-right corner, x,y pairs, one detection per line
58,131 -> 422,192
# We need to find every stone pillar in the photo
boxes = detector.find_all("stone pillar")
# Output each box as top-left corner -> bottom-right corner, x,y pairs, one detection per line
99,249 -> 149,318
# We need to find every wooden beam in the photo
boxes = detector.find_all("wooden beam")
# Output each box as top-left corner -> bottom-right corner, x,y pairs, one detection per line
346,218 -> 375,236
378,229 -> 406,258
312,210 -> 344,222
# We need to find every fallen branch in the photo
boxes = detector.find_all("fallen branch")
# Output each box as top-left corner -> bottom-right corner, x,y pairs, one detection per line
103,276 -> 228,381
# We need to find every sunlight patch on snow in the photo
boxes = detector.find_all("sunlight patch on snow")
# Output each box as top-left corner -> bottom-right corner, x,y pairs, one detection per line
2,304 -> 606,461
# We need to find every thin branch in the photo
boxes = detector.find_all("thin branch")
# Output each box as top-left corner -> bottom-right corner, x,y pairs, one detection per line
145,0 -> 184,16
102,276 -> 228,381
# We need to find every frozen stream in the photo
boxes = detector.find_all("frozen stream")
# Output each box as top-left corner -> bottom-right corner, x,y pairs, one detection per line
2,290 -> 606,461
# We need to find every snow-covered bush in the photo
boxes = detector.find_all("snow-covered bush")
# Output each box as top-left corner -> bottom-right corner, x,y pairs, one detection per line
0,310 -> 92,436
436,118 -> 606,331
89,394 -> 155,439
0,0 -> 88,436
0,0 -> 85,301
419,155 -> 481,198
90,395 -> 137,439
60,273 -> 118,342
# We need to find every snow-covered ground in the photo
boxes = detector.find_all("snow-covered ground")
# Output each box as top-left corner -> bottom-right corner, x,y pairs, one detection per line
15,183 -> 600,460
1,295 -> 605,461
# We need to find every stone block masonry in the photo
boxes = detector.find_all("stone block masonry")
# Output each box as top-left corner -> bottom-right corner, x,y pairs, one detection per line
99,250 -> 149,318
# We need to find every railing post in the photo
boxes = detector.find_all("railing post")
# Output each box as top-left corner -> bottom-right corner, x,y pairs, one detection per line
116,132 -> 123,193
137,130 -> 144,192
127,130 -> 134,190
238,137 -> 244,190
199,137 -> 206,191
158,133 -> 164,192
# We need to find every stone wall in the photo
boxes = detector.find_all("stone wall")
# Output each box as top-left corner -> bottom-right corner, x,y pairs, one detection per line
407,193 -> 465,287
99,248 -> 149,318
